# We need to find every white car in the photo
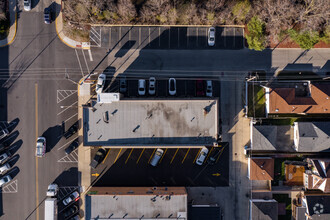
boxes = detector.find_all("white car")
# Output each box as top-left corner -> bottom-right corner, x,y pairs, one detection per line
196,147 -> 209,165
138,79 -> 146,96
119,76 -> 127,93
0,163 -> 11,174
208,27 -> 215,46
23,0 -> 32,11
0,152 -> 10,164
149,77 -> 156,95
206,80 -> 213,97
63,191 -> 80,206
96,74 -> 106,94
168,78 -> 176,96
0,128 -> 9,140
36,137 -> 46,157
0,175 -> 12,187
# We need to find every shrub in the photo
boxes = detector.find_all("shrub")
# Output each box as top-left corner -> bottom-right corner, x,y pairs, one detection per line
207,12 -> 215,24
232,0 -> 251,22
156,15 -> 167,23
288,29 -> 319,50
75,3 -> 90,21
103,10 -> 112,20
319,26 -> 330,44
246,16 -> 266,51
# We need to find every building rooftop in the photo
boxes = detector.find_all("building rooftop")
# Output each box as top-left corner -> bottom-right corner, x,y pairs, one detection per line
250,199 -> 278,220
85,187 -> 187,220
304,195 -> 330,220
83,99 -> 218,147
249,157 -> 274,180
267,82 -> 330,114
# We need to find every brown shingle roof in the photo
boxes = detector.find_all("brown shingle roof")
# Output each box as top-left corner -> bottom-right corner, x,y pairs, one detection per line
269,83 -> 330,114
250,158 -> 274,180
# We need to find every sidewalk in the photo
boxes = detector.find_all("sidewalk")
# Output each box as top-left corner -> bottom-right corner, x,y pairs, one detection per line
55,0 -> 90,49
0,0 -> 17,47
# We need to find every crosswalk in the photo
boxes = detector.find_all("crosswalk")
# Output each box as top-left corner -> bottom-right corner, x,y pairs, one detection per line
58,149 -> 78,163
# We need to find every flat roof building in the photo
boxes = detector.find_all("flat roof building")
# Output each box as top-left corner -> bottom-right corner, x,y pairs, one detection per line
85,187 -> 187,220
83,97 -> 218,148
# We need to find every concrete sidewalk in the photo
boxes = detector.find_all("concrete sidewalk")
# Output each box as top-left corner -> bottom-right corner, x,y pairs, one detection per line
55,0 -> 90,49
0,0 -> 17,47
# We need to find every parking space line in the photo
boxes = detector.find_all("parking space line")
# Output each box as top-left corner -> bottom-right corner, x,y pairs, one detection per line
81,50 -> 90,73
139,27 -> 141,45
182,148 -> 190,164
109,28 -> 112,47
148,27 -> 150,45
196,27 -> 198,46
88,49 -> 93,62
136,148 -> 145,164
159,148 -> 167,163
63,113 -> 78,124
114,148 -> 122,163
205,28 -> 208,46
125,149 -> 133,164
233,27 -> 236,48
158,27 -> 161,47
193,148 -> 201,163
187,28 -> 189,47
119,27 -> 121,47
148,148 -> 156,164
168,28 -> 170,48
178,28 -> 180,48
216,146 -> 225,163
170,148 -> 179,164
224,28 -> 226,47
102,148 -> 111,164
205,147 -> 214,162
129,29 -> 131,41
74,49 -> 84,77
57,101 -> 78,116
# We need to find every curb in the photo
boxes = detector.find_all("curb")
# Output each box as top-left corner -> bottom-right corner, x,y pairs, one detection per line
0,1 -> 17,48
55,0 -> 90,50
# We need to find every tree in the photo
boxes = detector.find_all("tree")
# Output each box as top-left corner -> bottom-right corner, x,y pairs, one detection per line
288,29 -> 320,49
246,16 -> 266,51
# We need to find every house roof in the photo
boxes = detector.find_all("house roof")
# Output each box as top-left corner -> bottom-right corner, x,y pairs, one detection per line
268,82 -> 330,114
250,158 -> 274,180
252,125 -> 294,152
305,195 -> 330,219
311,159 -> 330,193
250,199 -> 278,220
296,122 -> 330,152
285,164 -> 305,186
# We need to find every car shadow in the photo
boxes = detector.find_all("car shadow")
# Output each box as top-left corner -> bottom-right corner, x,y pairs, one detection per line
6,166 -> 19,179
42,125 -> 63,152
8,140 -> 23,156
53,167 -> 78,188
2,118 -> 20,133
7,154 -> 19,167
1,130 -> 20,147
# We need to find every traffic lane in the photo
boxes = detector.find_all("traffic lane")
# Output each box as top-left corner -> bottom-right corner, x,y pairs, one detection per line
93,146 -> 229,186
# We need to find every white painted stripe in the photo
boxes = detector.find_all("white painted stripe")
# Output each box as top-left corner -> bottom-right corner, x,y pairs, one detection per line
57,100 -> 78,116
88,49 -> 93,61
75,49 -> 84,77
81,50 -> 90,73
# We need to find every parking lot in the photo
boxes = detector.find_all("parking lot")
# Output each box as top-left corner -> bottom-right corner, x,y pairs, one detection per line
92,143 -> 229,187
90,26 -> 244,50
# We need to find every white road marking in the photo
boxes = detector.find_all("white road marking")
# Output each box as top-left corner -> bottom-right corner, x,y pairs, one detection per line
57,100 -> 78,116
88,49 -> 93,61
57,90 -> 77,103
81,50 -> 90,73
75,49 -> 84,77
58,150 -> 78,163
1,179 -> 18,193
63,113 -> 78,124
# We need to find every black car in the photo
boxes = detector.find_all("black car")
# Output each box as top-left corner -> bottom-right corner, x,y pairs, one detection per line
90,148 -> 106,169
207,147 -> 222,165
63,205 -> 78,218
44,8 -> 51,24
65,139 -> 79,155
64,123 -> 78,139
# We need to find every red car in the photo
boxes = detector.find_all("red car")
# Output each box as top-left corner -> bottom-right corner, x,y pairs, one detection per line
196,80 -> 205,96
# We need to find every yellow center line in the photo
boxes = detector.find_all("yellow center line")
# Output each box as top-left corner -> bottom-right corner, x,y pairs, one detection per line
136,148 -> 145,164
114,148 -> 122,163
193,148 -> 202,164
35,83 -> 39,220
204,147 -> 214,162
148,148 -> 156,164
159,148 -> 167,163
216,146 -> 225,163
125,149 -> 134,164
102,148 -> 110,164
182,148 -> 190,164
170,148 -> 179,164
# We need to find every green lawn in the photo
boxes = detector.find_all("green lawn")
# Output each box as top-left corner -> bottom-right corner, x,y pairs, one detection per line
248,85 -> 265,117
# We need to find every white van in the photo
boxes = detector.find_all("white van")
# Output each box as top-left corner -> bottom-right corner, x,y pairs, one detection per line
150,148 -> 164,167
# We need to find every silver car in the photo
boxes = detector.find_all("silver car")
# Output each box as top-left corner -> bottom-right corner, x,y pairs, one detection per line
138,79 -> 146,96
206,80 -> 213,97
0,128 -> 9,140
0,175 -> 12,187
0,163 -> 11,175
119,76 -> 127,93
196,147 -> 209,165
208,27 -> 215,46
36,137 -> 46,157
168,78 -> 176,96
23,0 -> 32,11
150,148 -> 164,167
149,77 -> 156,95
96,74 -> 106,94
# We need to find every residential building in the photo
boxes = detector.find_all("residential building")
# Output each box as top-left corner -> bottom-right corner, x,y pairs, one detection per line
304,159 -> 330,193
249,199 -> 278,220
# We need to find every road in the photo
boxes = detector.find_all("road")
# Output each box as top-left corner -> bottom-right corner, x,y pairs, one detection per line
0,1 -> 329,220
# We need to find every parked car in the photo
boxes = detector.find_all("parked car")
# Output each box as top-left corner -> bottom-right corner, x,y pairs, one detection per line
69,215 -> 80,220
0,151 -> 11,164
63,205 -> 79,218
90,148 -> 106,169
65,139 -> 79,155
44,8 -> 51,24
63,191 -> 80,206
0,128 -> 9,140
23,0 -> 31,11
64,122 -> 79,139
168,78 -> 176,96
0,174 -> 12,187
148,77 -> 156,95
196,147 -> 209,165
196,80 -> 205,96
119,76 -> 127,93
208,27 -> 215,46
0,140 -> 10,152
0,162 -> 11,174
207,147 -> 221,165
206,80 -> 213,97
150,148 -> 164,167
35,137 -> 46,157
138,79 -> 146,96
96,73 -> 106,94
